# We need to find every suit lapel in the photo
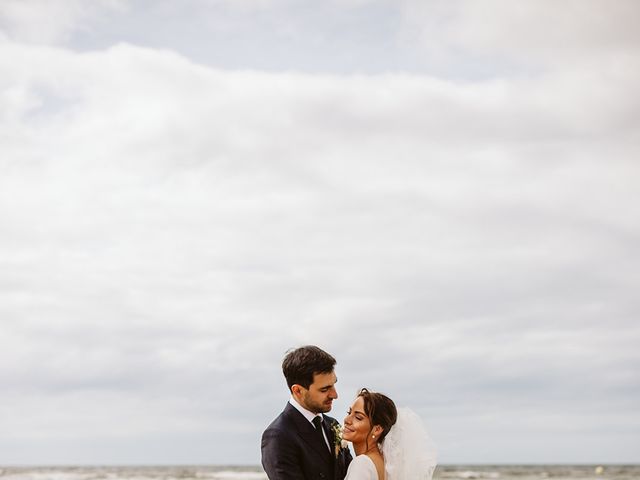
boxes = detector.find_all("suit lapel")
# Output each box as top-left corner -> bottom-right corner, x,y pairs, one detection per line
324,418 -> 336,458
285,403 -> 333,462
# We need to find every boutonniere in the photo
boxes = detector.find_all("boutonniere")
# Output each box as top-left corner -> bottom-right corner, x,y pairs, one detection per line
331,423 -> 349,457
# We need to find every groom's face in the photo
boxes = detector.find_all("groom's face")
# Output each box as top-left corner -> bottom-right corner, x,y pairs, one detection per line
299,371 -> 338,414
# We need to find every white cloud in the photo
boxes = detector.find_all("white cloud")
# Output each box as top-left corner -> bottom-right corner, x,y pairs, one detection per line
452,0 -> 640,55
0,1 -> 639,463
401,0 -> 640,72
0,0 -> 125,44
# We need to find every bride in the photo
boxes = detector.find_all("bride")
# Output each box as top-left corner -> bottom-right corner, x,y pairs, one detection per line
342,388 -> 437,480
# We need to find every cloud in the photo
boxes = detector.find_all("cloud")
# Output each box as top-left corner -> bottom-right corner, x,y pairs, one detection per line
401,0 -> 640,73
0,31 -> 639,464
452,0 -> 640,55
0,0 -> 125,44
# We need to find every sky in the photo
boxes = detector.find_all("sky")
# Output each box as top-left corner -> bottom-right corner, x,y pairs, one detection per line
1,0 -> 639,467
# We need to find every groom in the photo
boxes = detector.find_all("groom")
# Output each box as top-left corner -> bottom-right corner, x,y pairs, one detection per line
261,345 -> 352,480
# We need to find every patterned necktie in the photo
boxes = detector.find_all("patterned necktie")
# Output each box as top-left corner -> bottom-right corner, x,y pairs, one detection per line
312,416 -> 328,450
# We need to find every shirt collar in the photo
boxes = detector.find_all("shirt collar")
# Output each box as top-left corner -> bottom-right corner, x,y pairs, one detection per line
289,396 -> 323,425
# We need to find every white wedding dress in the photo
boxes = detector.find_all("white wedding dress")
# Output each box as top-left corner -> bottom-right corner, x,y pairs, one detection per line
344,408 -> 437,480
344,455 -> 378,480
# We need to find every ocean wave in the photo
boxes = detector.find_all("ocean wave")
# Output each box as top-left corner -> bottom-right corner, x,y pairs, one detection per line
442,471 -> 501,479
208,473 -> 266,480
0,467 -> 266,480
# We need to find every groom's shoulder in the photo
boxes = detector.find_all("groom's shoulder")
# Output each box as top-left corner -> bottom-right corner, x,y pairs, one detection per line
261,407 -> 302,451
264,403 -> 297,432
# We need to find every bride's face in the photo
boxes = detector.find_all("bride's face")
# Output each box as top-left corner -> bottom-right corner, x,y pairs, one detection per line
342,396 -> 372,444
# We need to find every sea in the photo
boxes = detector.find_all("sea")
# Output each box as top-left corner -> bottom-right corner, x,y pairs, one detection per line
1,465 -> 638,480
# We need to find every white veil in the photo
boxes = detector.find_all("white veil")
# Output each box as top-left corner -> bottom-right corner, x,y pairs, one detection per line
381,407 -> 437,480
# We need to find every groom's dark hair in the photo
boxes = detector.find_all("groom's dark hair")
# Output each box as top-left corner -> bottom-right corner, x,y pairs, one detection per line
282,345 -> 336,390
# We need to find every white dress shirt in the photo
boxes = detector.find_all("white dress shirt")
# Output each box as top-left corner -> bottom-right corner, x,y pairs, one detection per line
289,396 -> 331,450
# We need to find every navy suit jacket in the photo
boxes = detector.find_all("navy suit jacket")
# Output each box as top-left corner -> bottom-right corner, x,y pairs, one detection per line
261,403 -> 352,480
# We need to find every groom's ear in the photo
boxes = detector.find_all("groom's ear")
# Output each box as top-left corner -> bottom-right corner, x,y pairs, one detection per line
291,384 -> 303,397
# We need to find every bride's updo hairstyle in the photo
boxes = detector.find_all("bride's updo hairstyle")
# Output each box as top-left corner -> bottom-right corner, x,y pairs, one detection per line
358,388 -> 398,444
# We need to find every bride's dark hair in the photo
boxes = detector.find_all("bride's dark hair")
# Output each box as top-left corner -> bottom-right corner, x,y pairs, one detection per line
358,388 -> 398,445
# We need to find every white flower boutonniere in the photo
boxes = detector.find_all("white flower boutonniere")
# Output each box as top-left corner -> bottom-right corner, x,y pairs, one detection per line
332,423 -> 349,457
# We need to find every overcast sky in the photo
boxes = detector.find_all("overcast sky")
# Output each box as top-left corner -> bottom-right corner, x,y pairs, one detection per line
1,0 -> 639,467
